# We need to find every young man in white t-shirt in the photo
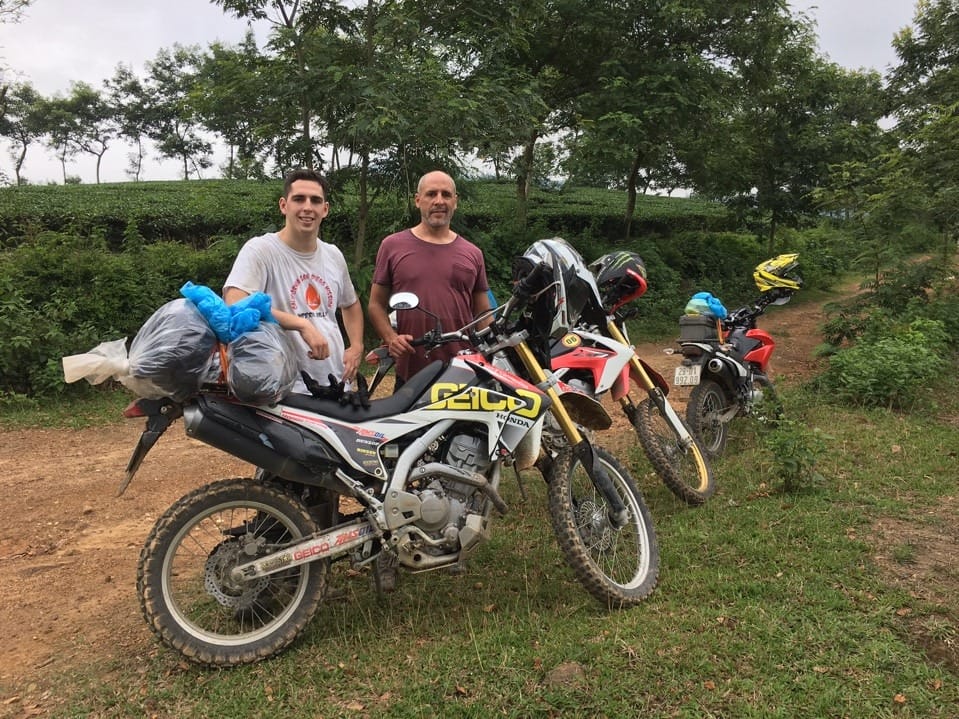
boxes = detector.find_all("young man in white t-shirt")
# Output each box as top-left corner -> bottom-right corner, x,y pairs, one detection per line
224,169 -> 364,394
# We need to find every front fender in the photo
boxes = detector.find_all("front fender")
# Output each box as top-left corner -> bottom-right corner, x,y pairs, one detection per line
555,382 -> 612,430
628,356 -> 670,396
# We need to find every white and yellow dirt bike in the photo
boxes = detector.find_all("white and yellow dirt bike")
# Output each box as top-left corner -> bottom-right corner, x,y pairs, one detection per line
122,238 -> 659,667
548,250 -> 715,505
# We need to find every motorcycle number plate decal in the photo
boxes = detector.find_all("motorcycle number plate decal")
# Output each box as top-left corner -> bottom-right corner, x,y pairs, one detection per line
674,364 -> 702,386
560,333 -> 581,348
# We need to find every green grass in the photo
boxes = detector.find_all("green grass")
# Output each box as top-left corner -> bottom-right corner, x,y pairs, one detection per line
0,386 -> 131,429
5,376 -> 958,718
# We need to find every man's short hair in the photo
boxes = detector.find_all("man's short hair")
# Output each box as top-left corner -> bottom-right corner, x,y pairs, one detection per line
283,168 -> 330,200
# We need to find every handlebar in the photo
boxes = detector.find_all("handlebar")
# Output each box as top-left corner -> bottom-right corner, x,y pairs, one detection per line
723,289 -> 794,330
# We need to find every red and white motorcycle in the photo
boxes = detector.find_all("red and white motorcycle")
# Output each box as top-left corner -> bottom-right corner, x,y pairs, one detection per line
120,239 -> 659,667
548,250 -> 715,506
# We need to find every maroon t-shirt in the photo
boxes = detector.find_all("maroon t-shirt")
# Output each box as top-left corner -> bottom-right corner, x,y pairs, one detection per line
373,229 -> 489,380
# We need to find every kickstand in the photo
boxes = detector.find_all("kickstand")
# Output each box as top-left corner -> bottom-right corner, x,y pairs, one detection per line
513,466 -> 529,502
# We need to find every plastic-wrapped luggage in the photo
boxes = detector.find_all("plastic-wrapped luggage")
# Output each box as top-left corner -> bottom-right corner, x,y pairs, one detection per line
226,322 -> 299,405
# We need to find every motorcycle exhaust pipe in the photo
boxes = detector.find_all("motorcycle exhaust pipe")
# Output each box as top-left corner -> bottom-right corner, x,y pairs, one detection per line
707,358 -> 724,373
183,404 -> 334,490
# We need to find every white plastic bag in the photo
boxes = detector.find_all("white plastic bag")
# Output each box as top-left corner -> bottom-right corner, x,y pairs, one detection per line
61,337 -> 130,385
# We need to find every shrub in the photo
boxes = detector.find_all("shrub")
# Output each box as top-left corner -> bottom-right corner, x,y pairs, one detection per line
763,417 -> 829,493
818,318 -> 950,409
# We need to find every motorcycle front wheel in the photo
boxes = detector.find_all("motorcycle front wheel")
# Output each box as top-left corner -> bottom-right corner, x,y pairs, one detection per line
686,379 -> 732,457
546,445 -> 659,607
138,478 -> 327,667
634,396 -> 715,505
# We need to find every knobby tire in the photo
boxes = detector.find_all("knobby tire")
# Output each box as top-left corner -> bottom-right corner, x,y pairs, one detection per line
685,379 -> 731,458
546,445 -> 659,607
634,397 -> 715,505
137,478 -> 327,667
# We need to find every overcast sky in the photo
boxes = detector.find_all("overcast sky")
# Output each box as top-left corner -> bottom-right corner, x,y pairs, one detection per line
0,0 -> 919,185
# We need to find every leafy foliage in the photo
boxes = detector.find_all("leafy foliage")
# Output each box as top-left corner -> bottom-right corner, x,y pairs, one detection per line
762,416 -> 828,492
819,317 -> 950,409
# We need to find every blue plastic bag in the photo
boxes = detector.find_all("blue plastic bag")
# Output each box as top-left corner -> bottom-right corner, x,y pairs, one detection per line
684,291 -> 727,320
180,282 -> 277,343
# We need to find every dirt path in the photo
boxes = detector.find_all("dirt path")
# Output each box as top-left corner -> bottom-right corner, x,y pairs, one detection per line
0,283 -> 952,710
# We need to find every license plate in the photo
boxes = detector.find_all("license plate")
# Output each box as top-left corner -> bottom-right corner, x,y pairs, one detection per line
674,363 -> 702,386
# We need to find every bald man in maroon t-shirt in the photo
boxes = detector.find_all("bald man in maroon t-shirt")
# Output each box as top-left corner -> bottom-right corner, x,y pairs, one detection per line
368,171 -> 492,385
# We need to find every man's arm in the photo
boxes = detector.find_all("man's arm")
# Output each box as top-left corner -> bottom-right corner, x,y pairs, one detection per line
224,286 -> 331,361
368,283 -> 414,359
472,289 -> 493,329
339,301 -> 364,381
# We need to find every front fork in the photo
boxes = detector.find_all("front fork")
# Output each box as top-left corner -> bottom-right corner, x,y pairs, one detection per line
512,341 -> 629,527
606,321 -> 696,446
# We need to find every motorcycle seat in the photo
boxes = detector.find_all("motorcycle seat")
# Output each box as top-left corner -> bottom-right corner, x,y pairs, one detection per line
282,361 -> 446,421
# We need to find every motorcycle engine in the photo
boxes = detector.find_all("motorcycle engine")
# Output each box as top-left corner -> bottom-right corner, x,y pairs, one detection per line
396,432 -> 494,567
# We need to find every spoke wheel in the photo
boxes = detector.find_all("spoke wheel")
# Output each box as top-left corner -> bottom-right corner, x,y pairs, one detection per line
138,478 -> 327,667
634,397 -> 715,505
686,379 -> 731,458
546,445 -> 659,607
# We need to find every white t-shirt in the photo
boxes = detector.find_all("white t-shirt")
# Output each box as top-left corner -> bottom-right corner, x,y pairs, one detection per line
224,232 -> 359,392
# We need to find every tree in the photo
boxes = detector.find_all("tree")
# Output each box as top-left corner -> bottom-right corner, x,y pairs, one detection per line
689,7 -> 887,250
213,0 -> 350,170
58,82 -> 117,184
143,45 -> 212,179
0,0 -> 35,137
0,81 -> 42,184
106,64 -> 156,181
193,32 -> 271,179
888,0 -> 959,248
0,0 -> 31,21
564,1 -> 740,239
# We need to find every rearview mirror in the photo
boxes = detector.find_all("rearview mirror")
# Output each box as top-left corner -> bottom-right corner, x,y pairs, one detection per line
389,292 -> 419,311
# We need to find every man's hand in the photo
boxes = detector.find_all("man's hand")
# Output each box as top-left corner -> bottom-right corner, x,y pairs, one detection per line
342,344 -> 363,382
387,333 -> 415,360
299,324 -> 330,361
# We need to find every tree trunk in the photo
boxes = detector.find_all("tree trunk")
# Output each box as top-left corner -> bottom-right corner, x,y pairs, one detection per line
355,152 -> 370,265
624,149 -> 643,241
515,133 -> 537,229
14,143 -> 26,185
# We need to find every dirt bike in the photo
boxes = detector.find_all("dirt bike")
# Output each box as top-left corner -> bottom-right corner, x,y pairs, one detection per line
675,254 -> 802,457
548,250 -> 714,506
549,324 -> 714,505
122,239 -> 659,667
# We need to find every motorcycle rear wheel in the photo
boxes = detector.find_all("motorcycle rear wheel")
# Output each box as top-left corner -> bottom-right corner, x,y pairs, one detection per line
634,397 -> 715,505
138,478 -> 327,667
686,379 -> 732,457
546,445 -> 659,607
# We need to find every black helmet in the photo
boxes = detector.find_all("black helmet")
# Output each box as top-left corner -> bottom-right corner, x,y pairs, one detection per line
589,250 -> 648,313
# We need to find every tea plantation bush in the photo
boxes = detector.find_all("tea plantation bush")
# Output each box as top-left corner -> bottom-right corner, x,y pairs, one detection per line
0,179 -> 868,399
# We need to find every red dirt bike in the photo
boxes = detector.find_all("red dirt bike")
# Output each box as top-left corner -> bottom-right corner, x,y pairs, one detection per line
548,250 -> 715,506
675,254 -> 802,457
